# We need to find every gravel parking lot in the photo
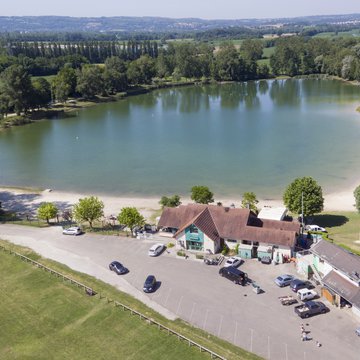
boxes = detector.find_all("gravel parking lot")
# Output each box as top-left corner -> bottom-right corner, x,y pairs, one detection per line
1,225 -> 359,360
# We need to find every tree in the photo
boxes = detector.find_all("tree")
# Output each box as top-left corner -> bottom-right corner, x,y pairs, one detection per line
354,185 -> 360,212
127,55 -> 156,85
0,64 -> 33,115
191,186 -> 214,204
76,65 -> 104,98
159,195 -> 181,208
283,177 -> 324,217
31,77 -> 51,109
37,202 -> 58,224
103,56 -> 128,94
117,207 -> 145,236
241,192 -> 259,213
52,67 -> 77,103
73,196 -> 104,229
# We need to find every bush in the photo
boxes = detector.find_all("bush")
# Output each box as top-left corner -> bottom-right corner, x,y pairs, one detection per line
177,250 -> 186,257
221,245 -> 229,256
195,254 -> 204,260
167,242 -> 175,248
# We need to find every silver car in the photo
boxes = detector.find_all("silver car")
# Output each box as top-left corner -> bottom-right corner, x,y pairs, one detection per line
62,226 -> 82,236
148,243 -> 165,257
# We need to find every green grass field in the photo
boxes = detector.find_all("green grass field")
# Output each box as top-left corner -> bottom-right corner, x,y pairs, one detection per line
312,211 -> 360,254
0,241 -> 260,360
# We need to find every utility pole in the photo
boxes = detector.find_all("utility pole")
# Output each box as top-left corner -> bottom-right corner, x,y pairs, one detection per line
301,191 -> 304,234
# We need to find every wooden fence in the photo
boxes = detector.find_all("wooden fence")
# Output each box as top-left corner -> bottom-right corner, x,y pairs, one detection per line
0,244 -> 226,360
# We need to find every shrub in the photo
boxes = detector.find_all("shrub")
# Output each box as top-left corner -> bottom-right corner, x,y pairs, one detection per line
177,250 -> 186,257
167,242 -> 175,248
195,254 -> 204,260
221,244 -> 229,256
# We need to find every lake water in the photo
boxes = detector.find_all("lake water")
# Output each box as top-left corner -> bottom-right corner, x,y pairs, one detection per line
1,79 -> 360,199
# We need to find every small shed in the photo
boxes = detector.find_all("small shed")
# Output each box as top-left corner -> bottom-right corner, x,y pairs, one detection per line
258,207 -> 287,221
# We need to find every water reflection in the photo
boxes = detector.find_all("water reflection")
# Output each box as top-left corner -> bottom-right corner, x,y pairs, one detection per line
269,80 -> 301,107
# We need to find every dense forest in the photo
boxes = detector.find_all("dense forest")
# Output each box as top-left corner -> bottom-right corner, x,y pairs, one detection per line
1,33 -> 360,119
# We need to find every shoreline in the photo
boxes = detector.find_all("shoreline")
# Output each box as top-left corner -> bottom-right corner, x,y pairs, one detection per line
0,183 -> 356,222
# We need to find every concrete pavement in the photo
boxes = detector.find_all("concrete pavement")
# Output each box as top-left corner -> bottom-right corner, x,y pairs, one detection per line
1,224 -> 359,360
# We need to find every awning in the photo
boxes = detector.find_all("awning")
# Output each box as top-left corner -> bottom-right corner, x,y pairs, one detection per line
257,245 -> 272,253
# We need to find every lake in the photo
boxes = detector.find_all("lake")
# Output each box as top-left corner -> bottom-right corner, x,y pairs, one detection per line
1,79 -> 360,199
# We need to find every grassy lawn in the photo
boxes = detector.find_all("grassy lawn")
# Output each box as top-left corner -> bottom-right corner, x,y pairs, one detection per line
262,46 -> 275,59
0,240 -> 260,360
32,75 -> 56,83
311,211 -> 360,254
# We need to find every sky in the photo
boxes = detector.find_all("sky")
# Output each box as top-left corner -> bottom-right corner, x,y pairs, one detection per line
2,0 -> 360,19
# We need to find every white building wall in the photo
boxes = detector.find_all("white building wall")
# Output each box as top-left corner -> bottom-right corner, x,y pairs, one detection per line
176,230 -> 186,249
204,234 -> 218,254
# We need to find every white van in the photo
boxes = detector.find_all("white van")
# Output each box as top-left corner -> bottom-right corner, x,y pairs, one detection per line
297,288 -> 317,301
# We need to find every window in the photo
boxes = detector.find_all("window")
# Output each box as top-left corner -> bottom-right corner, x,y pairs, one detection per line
189,225 -> 198,233
242,240 -> 252,245
227,239 -> 237,243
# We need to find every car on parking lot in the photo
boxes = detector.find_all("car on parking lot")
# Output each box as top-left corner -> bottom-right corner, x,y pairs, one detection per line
274,274 -> 295,287
304,224 -> 327,232
224,256 -> 242,268
62,226 -> 82,235
356,327 -> 360,337
148,243 -> 165,257
219,266 -> 248,285
143,275 -> 157,293
108,261 -> 128,275
290,279 -> 314,292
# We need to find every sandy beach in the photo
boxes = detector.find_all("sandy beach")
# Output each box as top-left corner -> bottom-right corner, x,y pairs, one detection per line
0,184 -> 356,221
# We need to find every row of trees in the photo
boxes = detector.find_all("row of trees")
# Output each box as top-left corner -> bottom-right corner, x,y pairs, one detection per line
0,41 -> 271,116
270,36 -> 360,80
160,177 -> 325,218
37,196 -> 145,236
8,40 -> 159,63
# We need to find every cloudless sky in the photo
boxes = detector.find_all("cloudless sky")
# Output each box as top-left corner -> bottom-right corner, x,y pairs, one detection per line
2,0 -> 360,19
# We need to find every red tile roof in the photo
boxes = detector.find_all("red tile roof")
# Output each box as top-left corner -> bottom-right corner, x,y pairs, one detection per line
158,204 -> 300,247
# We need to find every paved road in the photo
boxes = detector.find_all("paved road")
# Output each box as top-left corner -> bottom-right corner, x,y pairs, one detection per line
1,224 -> 359,360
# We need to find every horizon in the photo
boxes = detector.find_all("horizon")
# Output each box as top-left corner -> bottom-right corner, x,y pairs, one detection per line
1,12 -> 360,21
3,0 -> 360,20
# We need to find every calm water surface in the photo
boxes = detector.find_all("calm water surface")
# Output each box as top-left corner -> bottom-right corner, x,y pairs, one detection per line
1,79 -> 360,198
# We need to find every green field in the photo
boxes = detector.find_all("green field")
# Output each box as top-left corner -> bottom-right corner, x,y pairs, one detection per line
314,30 -> 360,38
312,211 -> 360,254
32,75 -> 56,83
0,241 -> 260,360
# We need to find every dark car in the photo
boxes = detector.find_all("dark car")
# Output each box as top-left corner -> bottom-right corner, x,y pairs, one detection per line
143,275 -> 157,293
219,266 -> 248,285
290,279 -> 313,292
109,261 -> 128,275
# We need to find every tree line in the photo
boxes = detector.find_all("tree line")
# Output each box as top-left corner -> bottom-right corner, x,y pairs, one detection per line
270,36 -> 360,80
2,34 -> 360,118
0,40 -> 269,117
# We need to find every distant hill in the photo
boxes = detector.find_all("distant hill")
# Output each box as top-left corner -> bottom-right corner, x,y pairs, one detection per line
0,14 -> 360,33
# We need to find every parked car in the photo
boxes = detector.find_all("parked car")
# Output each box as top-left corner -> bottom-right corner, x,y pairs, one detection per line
224,256 -> 242,268
143,275 -> 157,293
294,301 -> 328,318
109,261 -> 128,275
219,266 -> 248,285
355,327 -> 360,337
290,279 -> 314,292
62,226 -> 82,236
297,288 -> 318,301
274,274 -> 295,287
305,224 -> 327,232
148,243 -> 165,257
